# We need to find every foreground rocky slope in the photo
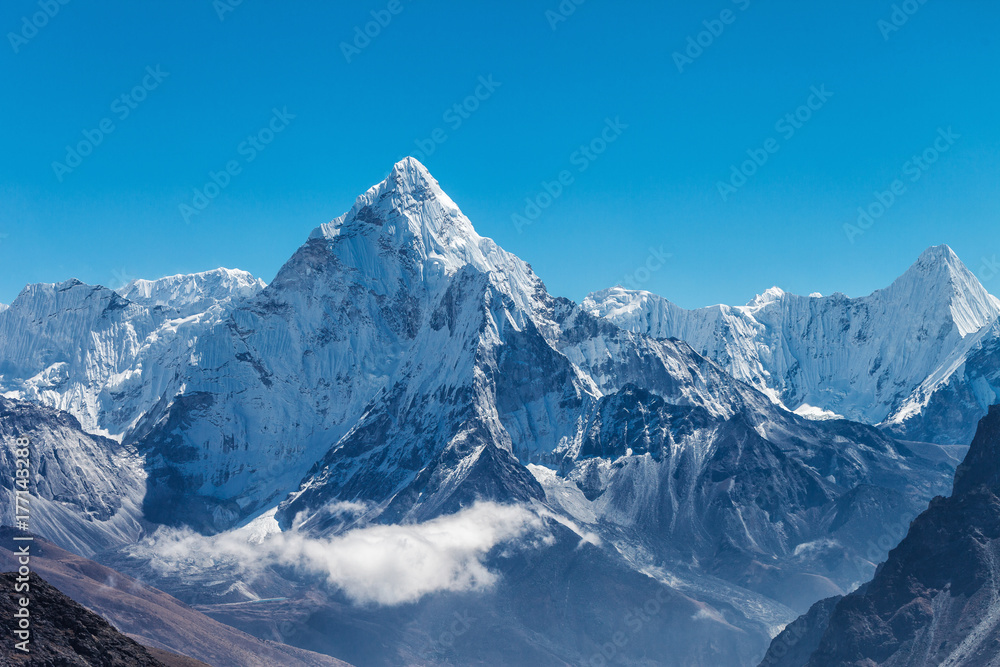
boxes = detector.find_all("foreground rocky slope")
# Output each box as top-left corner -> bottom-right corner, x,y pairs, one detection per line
0,571 -> 170,666
0,397 -> 147,556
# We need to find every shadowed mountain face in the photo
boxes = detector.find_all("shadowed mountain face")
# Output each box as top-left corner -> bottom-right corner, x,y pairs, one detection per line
0,397 -> 149,557
0,571 -> 168,666
760,404 -> 1000,667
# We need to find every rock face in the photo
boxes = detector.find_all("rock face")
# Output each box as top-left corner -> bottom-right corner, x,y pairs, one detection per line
0,268 -> 263,440
584,248 -> 1000,445
758,595 -> 842,667
0,571 -> 167,666
760,404 -> 1000,667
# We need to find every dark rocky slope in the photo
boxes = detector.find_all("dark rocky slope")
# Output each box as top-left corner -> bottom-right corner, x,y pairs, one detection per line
0,571 -> 167,666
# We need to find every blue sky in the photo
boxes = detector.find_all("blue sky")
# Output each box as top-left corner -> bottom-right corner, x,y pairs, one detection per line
2,0 -> 998,308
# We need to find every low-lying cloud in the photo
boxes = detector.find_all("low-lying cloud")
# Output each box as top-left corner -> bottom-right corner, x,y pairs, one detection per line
130,502 -> 547,606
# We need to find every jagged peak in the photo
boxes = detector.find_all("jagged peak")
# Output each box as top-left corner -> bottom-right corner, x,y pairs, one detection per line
884,245 -> 999,336
588,286 -> 657,301
745,286 -> 785,308
583,287 -> 677,319
917,243 -> 960,262
292,160 -> 545,320
310,157 -> 473,245
590,245 -> 998,328
899,244 -> 968,282
13,278 -> 99,302
4,279 -> 128,324
56,278 -> 87,290
387,156 -> 437,191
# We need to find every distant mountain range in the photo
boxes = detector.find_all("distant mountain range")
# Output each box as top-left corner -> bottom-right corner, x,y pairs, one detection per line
585,244 -> 1000,446
1,158 -> 996,666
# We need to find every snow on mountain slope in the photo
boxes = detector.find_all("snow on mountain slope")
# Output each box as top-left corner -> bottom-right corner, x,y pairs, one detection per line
584,245 -> 1000,442
118,268 -> 266,318
129,158 -> 578,532
13,157 -> 941,572
0,280 -> 172,437
0,397 -> 147,556
275,266 -> 585,531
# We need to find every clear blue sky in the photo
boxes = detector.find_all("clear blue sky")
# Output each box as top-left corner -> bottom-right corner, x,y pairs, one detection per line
2,0 -> 999,308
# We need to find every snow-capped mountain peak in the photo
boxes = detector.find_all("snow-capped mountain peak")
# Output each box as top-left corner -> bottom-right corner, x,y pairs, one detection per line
304,157 -> 544,320
745,285 -> 785,308
883,244 -> 1000,336
309,156 -> 477,260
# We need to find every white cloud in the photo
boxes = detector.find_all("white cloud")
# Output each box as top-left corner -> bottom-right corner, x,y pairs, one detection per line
129,502 -> 547,606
